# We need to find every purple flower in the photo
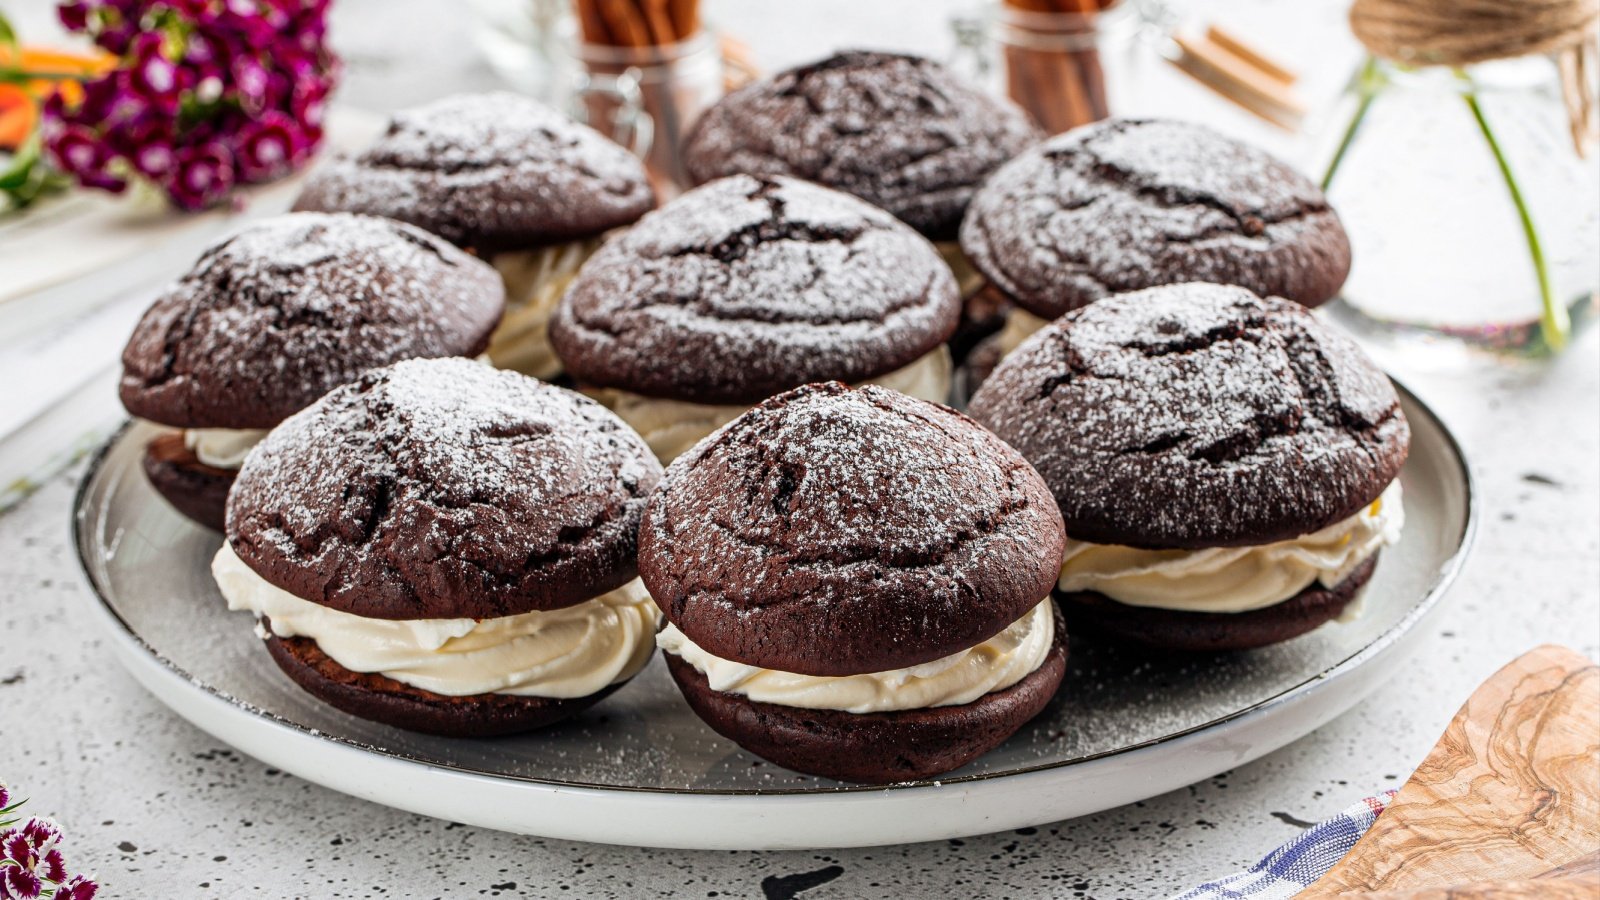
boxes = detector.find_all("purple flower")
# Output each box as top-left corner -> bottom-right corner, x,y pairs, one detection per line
168,0 -> 218,20
1,865 -> 43,900
44,0 -> 339,208
45,125 -> 128,193
128,34 -> 183,107
56,1 -> 92,31
0,784 -> 9,810
290,74 -> 330,131
229,55 -> 274,112
234,111 -> 301,181
165,142 -> 235,209
0,820 -> 67,900
54,875 -> 98,900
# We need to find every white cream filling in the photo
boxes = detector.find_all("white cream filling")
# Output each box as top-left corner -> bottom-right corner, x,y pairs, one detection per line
212,542 -> 659,698
183,427 -> 270,470
657,599 -> 1055,714
992,307 -> 1054,357
591,345 -> 954,464
934,240 -> 985,300
1058,481 -> 1405,614
487,238 -> 602,380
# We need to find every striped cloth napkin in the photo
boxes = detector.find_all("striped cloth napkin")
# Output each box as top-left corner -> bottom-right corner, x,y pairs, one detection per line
1172,791 -> 1398,899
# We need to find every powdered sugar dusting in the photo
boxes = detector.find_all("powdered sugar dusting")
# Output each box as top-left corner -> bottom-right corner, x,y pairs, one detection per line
960,118 -> 1350,318
550,175 -> 961,405
638,382 -> 1065,676
119,212 -> 504,429
227,357 -> 662,619
294,92 -> 654,251
969,283 -> 1408,550
684,50 -> 1042,240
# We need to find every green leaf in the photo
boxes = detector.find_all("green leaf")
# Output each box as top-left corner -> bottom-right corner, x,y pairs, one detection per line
0,12 -> 18,59
0,130 -> 40,191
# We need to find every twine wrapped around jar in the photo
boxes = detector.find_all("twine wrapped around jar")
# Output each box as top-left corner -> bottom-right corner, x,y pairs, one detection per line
1349,0 -> 1599,154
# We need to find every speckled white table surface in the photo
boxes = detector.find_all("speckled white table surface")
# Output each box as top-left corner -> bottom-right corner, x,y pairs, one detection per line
3,1 -> 1598,898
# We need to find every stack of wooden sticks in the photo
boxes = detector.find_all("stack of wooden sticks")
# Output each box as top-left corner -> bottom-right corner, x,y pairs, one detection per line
574,0 -> 701,47
1001,0 -> 1116,135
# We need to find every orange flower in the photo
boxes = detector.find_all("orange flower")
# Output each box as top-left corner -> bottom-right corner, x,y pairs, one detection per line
0,45 -> 113,150
0,83 -> 36,150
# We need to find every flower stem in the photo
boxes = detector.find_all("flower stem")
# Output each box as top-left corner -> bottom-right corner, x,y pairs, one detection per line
0,69 -> 80,84
1321,54 -> 1384,192
1459,73 -> 1569,353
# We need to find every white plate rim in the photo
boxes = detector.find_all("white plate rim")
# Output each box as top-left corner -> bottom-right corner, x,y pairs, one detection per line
70,380 -> 1476,848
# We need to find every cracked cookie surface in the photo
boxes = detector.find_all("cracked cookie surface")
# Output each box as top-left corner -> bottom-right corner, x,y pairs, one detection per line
968,283 -> 1408,549
293,92 -> 655,252
682,51 -> 1041,241
959,118 -> 1351,319
549,175 -> 961,405
227,358 -> 663,619
638,382 -> 1066,676
120,213 -> 505,429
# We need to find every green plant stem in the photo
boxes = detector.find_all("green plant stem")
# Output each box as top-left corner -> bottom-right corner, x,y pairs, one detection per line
1459,74 -> 1569,353
0,70 -> 80,84
1322,54 -> 1383,192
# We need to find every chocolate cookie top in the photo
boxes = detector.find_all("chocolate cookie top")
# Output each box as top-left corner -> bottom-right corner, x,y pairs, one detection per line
227,358 -> 663,619
549,175 -> 961,405
682,51 -> 1042,241
960,118 -> 1352,319
638,382 -> 1065,677
968,283 -> 1408,550
292,92 -> 654,252
120,213 -> 504,430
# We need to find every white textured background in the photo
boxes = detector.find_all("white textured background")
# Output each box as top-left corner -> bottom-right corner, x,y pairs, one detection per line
1,0 -> 1597,897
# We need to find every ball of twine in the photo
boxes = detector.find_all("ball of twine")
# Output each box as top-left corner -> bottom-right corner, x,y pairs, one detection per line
1351,0 -> 1599,155
1350,0 -> 1598,67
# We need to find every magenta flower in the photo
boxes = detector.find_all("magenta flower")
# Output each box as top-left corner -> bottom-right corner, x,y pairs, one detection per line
44,0 -> 339,210
54,876 -> 98,900
44,125 -> 128,193
56,2 -> 91,30
235,111 -> 301,180
1,820 -> 67,900
0,791 -> 98,900
127,34 -> 183,107
165,141 -> 234,209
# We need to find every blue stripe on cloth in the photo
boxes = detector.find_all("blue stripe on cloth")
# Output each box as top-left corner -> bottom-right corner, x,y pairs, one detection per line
1170,791 -> 1397,899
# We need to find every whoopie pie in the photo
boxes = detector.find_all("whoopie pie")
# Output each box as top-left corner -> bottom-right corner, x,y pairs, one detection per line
212,357 -> 664,736
119,212 -> 504,530
960,118 -> 1353,384
968,283 -> 1408,652
549,174 -> 962,463
640,382 -> 1067,783
681,50 -> 1042,354
293,92 -> 655,380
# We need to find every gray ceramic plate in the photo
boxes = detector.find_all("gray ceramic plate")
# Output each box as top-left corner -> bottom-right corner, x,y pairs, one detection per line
72,384 -> 1474,849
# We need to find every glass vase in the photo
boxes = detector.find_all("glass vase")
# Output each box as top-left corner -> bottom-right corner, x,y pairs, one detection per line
949,0 -> 1159,135
1312,56 -> 1599,362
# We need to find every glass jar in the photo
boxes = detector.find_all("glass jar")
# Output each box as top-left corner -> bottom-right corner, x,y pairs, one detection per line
563,29 -> 724,192
467,0 -> 573,101
949,0 -> 1160,134
1311,56 -> 1599,362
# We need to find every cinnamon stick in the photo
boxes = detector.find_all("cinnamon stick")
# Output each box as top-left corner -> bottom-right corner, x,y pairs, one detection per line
639,0 -> 676,46
667,0 -> 699,41
575,0 -> 613,45
1002,0 -> 1111,133
595,0 -> 651,47
575,0 -> 703,46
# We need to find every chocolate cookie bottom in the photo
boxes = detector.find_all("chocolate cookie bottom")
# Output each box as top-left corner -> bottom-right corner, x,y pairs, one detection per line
663,619 -> 1067,784
264,628 -> 631,737
1058,553 -> 1380,653
142,432 -> 235,531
